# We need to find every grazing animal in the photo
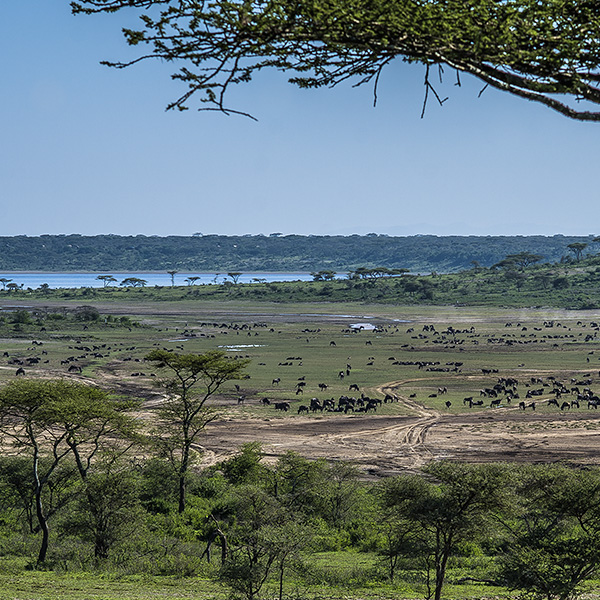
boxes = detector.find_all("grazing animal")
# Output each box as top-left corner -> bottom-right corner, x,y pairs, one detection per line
560,401 -> 570,410
445,400 -> 452,409
310,398 -> 323,412
261,398 -> 271,405
318,383 -> 328,391
274,402 -> 290,412
330,341 -> 337,346
272,378 -> 280,385
297,405 -> 309,414
15,367 -> 25,376
349,383 -> 359,392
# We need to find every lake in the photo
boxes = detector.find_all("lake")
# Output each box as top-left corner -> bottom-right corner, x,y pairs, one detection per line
0,272 -> 321,290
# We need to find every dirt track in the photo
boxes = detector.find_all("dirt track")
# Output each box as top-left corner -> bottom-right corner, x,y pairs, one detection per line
197,381 -> 600,477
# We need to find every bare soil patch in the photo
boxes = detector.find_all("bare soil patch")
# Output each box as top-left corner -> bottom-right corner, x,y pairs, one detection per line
196,381 -> 600,477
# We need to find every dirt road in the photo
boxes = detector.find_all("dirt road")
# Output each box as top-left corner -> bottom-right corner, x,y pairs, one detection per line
197,381 -> 600,477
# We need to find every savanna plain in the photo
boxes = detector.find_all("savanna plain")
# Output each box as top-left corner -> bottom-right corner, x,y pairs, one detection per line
1,291 -> 600,600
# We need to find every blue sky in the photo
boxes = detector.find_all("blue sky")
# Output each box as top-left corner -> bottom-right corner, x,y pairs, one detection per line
1,2 -> 599,238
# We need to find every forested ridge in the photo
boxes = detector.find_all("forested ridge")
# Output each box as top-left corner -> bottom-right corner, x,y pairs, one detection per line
0,234 -> 594,272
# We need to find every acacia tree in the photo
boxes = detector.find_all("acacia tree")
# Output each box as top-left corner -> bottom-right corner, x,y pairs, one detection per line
54,391 -> 140,559
500,465 -> 600,600
72,0 -> 600,121
380,462 -> 509,600
567,242 -> 588,261
145,349 -> 249,513
227,272 -> 243,285
0,379 -> 138,564
96,275 -> 117,287
167,270 -> 178,286
494,252 -> 544,270
120,277 -> 147,287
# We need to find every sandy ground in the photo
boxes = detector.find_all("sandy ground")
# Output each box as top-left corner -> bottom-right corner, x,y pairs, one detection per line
194,381 -> 600,477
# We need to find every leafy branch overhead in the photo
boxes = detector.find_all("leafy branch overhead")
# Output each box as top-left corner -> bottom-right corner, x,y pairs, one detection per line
71,0 -> 600,120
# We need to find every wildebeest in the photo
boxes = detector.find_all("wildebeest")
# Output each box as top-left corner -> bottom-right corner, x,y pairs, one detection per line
297,405 -> 309,414
274,402 -> 290,411
445,400 -> 452,409
349,383 -> 359,392
310,398 -> 323,412
272,378 -> 280,385
15,367 -> 25,376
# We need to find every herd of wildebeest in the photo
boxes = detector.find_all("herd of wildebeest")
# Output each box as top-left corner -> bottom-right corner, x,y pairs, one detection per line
2,311 -> 600,422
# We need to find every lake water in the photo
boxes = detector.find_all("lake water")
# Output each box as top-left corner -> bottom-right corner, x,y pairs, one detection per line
0,272 -> 319,290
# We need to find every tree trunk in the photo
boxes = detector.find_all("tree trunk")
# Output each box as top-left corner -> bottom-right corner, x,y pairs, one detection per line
178,437 -> 191,513
33,454 -> 49,565
434,546 -> 451,600
178,473 -> 186,514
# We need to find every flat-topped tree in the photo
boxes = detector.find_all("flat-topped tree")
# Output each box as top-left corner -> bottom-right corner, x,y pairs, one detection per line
120,277 -> 147,287
567,242 -> 588,261
494,252 -> 543,270
72,0 -> 600,121
145,350 -> 249,513
167,270 -> 178,286
227,272 -> 243,284
96,275 -> 117,287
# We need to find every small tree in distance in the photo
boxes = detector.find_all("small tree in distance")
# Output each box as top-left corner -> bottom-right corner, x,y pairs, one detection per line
167,270 -> 178,286
96,275 -> 117,287
567,242 -> 588,261
120,277 -> 147,287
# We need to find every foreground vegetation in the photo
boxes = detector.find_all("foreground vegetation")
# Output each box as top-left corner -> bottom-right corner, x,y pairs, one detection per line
0,439 -> 599,600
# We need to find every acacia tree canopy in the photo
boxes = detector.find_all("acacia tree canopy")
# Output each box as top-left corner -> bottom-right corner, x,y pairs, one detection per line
71,0 -> 600,121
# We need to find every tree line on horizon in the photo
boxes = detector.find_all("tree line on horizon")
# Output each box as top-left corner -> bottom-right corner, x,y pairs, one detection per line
0,234 -> 597,274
